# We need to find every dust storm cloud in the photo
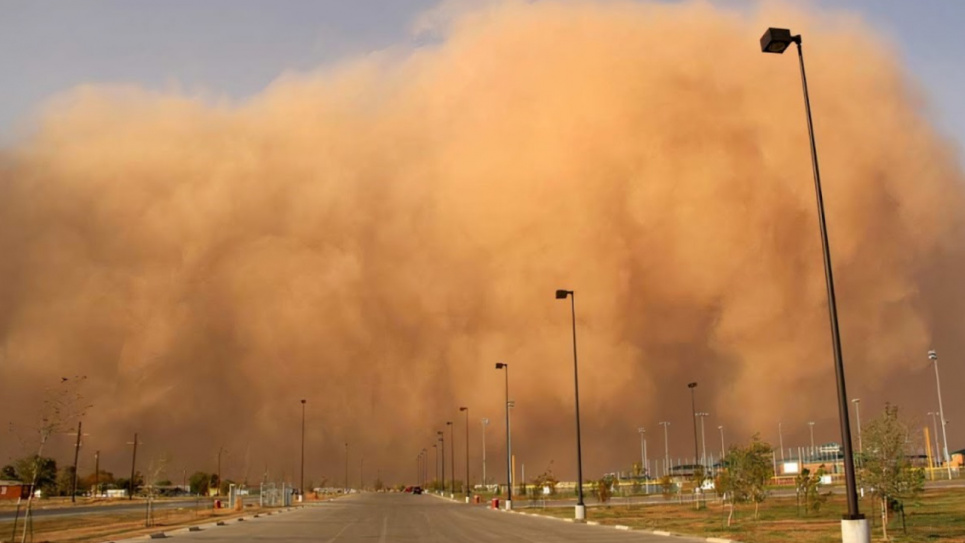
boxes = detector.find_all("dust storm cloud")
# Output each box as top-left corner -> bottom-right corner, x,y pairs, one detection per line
2,0 -> 964,484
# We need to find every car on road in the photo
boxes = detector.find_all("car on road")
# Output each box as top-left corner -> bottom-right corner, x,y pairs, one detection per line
412,486 -> 423,494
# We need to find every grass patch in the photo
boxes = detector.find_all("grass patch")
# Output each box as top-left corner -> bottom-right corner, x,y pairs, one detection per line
530,487 -> 965,543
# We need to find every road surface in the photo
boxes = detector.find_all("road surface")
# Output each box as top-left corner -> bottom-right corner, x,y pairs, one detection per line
124,492 -> 703,542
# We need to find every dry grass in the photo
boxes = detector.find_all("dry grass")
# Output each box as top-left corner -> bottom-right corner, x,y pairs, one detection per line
532,487 -> 965,543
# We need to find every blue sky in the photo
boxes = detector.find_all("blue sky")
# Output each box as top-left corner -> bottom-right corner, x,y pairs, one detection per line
2,0 -> 963,154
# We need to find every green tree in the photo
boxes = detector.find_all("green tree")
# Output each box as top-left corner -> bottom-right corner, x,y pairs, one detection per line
1,465 -> 17,480
596,474 -> 617,504
718,435 -> 774,525
14,456 -> 58,497
858,404 -> 925,540
188,472 -> 211,495
56,466 -> 76,496
795,465 -> 828,515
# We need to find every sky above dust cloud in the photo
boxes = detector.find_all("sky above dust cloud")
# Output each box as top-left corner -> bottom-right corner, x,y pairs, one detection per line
2,1 -> 964,487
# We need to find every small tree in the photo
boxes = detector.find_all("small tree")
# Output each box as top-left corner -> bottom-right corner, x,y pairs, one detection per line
13,456 -> 58,497
718,435 -> 774,525
794,466 -> 827,515
659,475 -> 675,500
858,404 -> 925,540
596,474 -> 617,504
189,472 -> 211,495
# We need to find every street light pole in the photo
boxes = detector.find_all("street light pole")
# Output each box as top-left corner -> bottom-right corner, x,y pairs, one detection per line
432,443 -> 438,487
481,418 -> 489,486
638,427 -> 646,476
778,422 -> 785,462
556,289 -> 585,521
851,399 -> 862,454
495,362 -> 512,510
659,422 -> 671,477
459,407 -> 470,502
808,422 -> 816,455
696,413 -> 709,467
344,443 -> 348,493
447,421 -> 454,498
760,28 -> 865,539
300,399 -> 306,498
718,426 -> 725,462
928,350 -> 952,479
688,383 -> 699,468
438,431 -> 445,494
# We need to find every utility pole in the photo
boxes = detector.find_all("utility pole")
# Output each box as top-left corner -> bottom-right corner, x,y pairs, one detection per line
344,443 -> 349,492
127,433 -> 140,500
94,451 -> 100,498
69,421 -> 83,503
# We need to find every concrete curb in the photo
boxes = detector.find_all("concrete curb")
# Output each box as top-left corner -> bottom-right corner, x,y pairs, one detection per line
487,507 -> 713,540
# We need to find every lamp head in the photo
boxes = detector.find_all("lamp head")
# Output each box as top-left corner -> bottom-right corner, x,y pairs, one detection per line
446,421 -> 452,426
638,427 -> 645,433
851,398 -> 860,404
688,382 -> 697,389
301,399 -> 306,404
495,362 -> 506,369
459,406 -> 468,412
555,289 -> 571,299
759,27 -> 798,54
928,349 -> 938,361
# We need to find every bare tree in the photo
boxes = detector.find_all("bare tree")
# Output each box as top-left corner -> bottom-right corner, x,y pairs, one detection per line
19,376 -> 91,543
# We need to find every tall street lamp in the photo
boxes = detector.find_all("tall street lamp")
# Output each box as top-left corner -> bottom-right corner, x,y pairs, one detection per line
696,412 -> 709,467
851,399 -> 863,454
344,442 -> 349,493
437,431 -> 445,494
432,443 -> 439,487
556,289 -> 586,521
446,421 -> 455,498
495,362 -> 513,510
718,426 -> 725,464
659,421 -> 671,477
459,407 -> 470,502
637,427 -> 648,478
778,422 -> 785,462
808,422 -> 816,455
928,350 -> 952,479
687,383 -> 699,468
300,399 -> 306,498
760,27 -> 865,539
481,418 -> 489,486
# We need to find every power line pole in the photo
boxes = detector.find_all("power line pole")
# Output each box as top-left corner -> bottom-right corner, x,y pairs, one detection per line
69,421 -> 83,503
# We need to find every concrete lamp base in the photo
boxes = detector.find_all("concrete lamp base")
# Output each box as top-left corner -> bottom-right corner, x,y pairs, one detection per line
504,499 -> 512,511
575,504 -> 586,521
841,518 -> 870,543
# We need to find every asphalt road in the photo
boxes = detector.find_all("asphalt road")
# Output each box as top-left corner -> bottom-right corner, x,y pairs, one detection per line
123,493 -> 704,543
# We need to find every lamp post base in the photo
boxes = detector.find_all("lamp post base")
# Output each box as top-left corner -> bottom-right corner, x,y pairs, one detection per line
504,499 -> 512,511
841,518 -> 869,543
465,496 -> 470,504
575,504 -> 586,521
